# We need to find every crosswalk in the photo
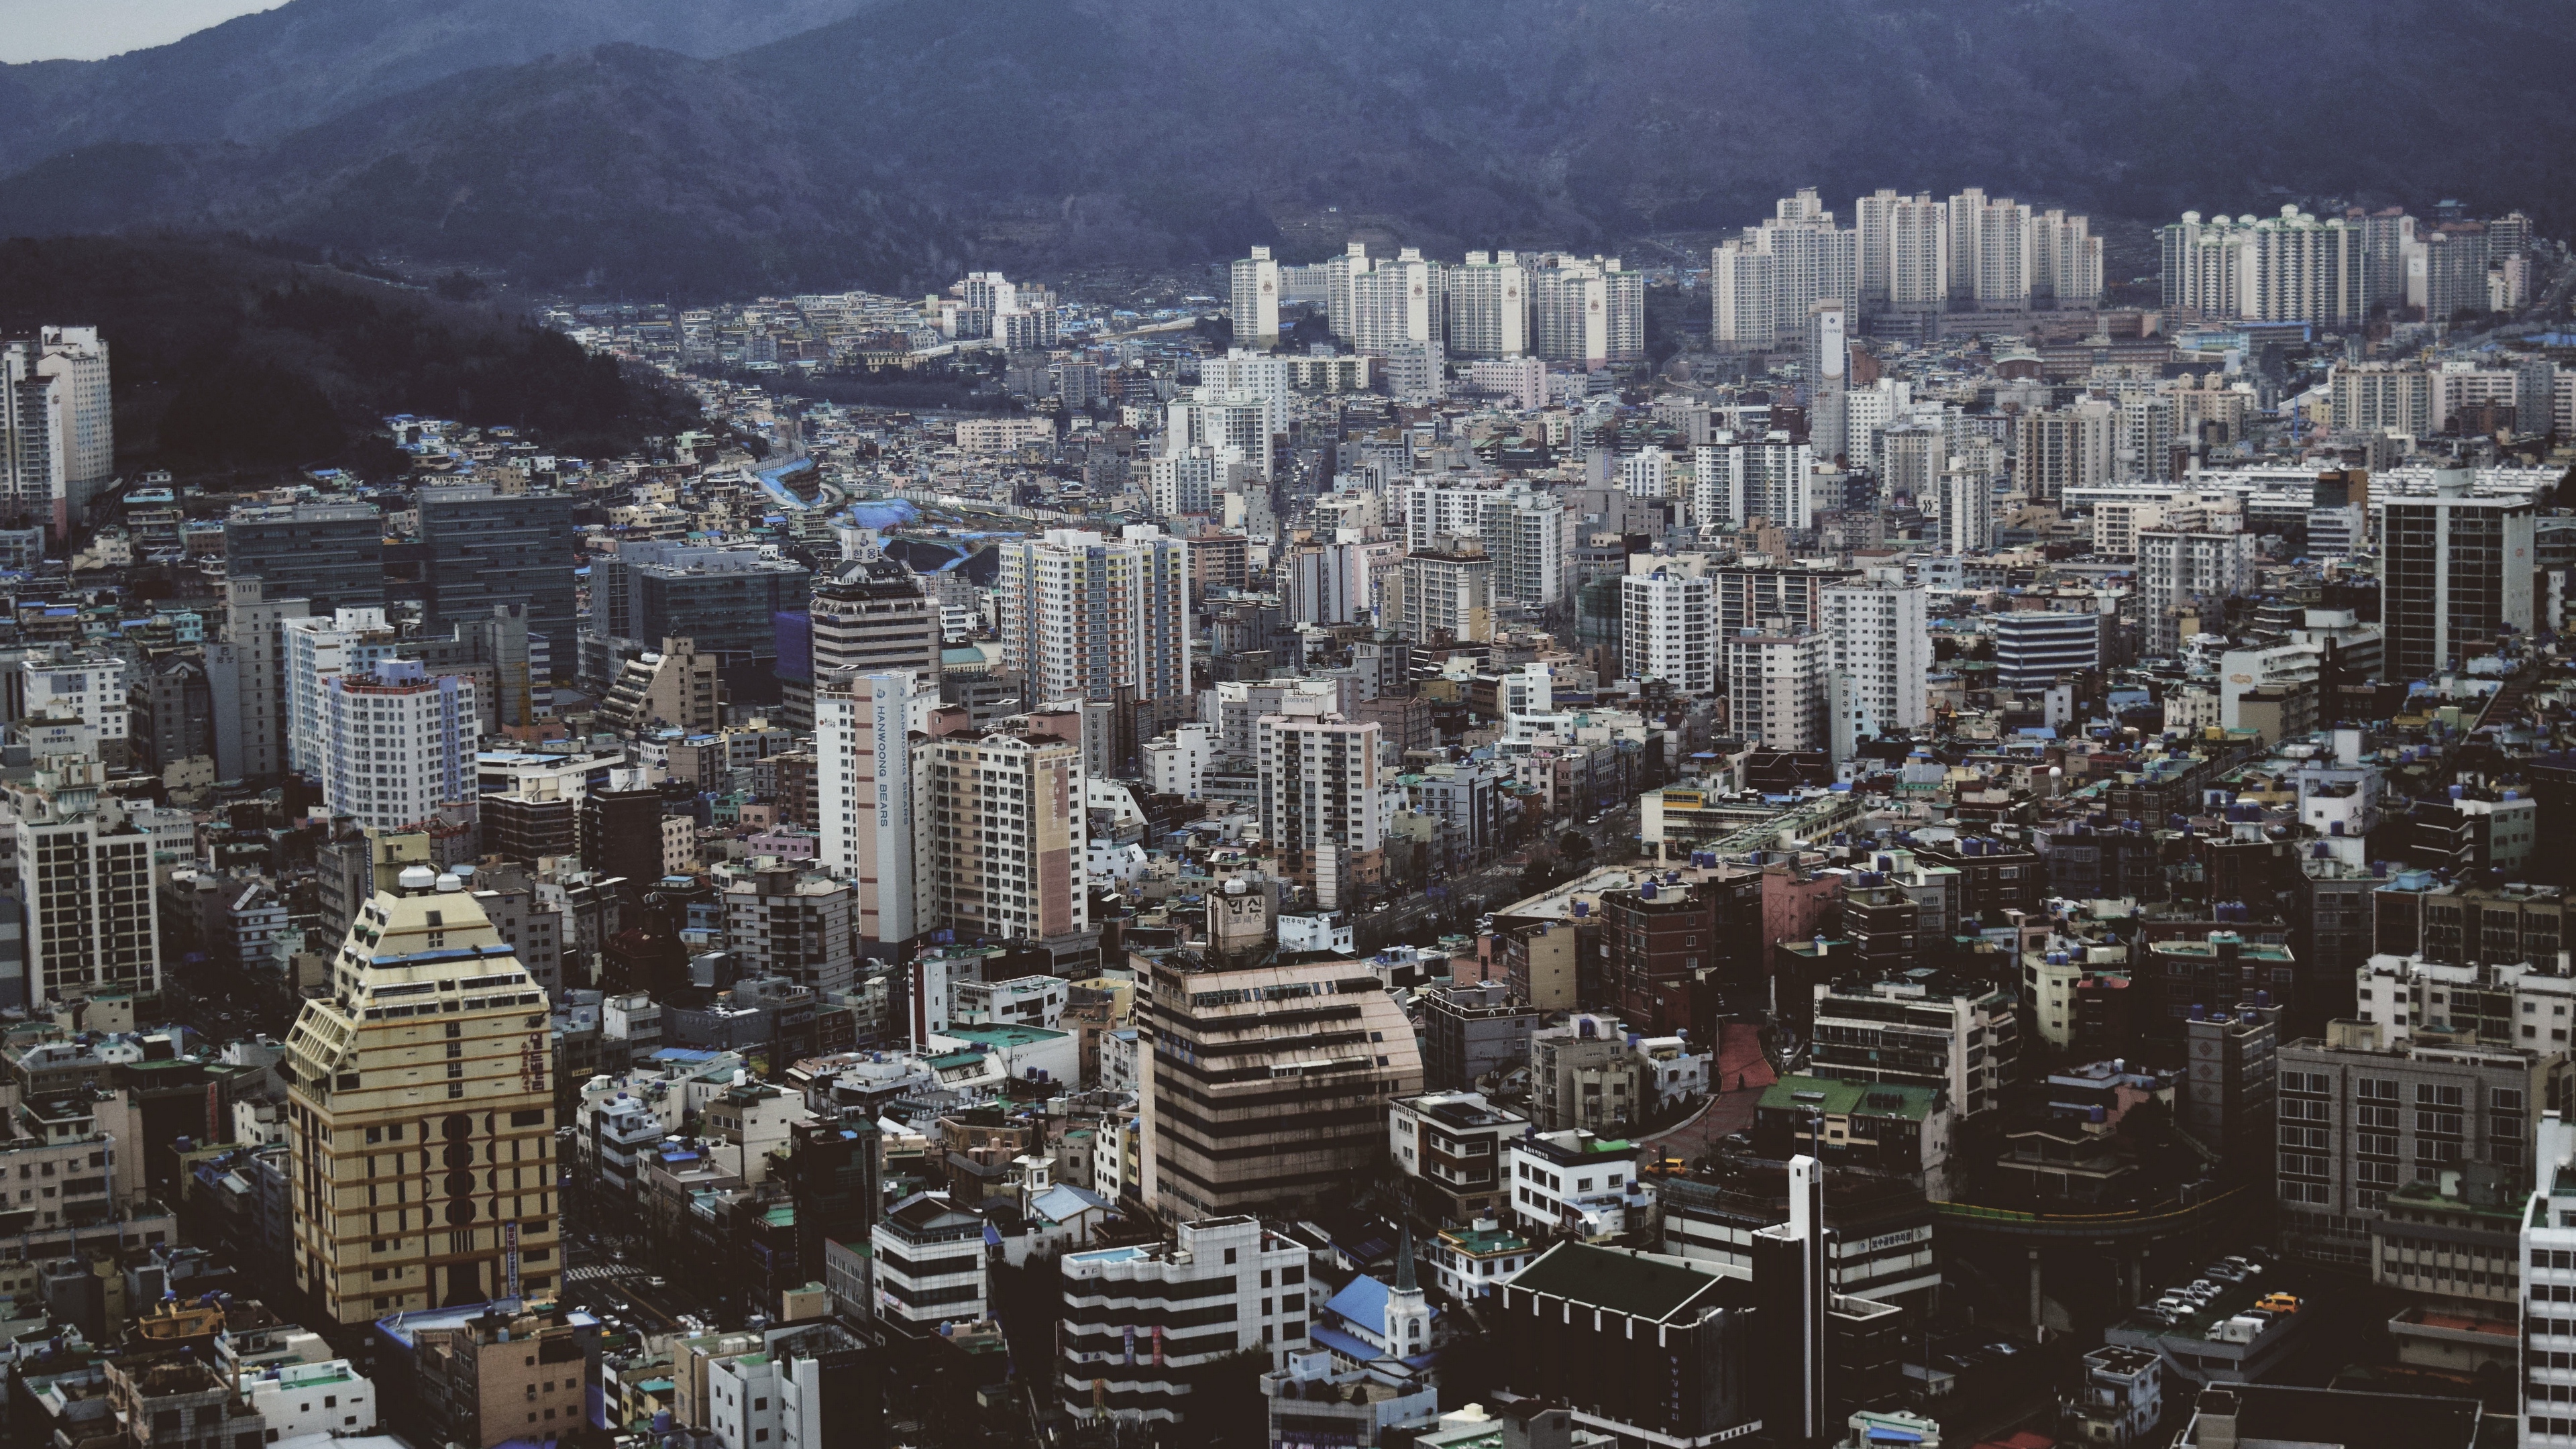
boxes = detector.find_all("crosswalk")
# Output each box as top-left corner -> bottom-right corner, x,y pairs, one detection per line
563,1264 -> 638,1284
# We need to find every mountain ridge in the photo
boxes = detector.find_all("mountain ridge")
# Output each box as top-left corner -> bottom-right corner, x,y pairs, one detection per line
7,0 -> 2575,296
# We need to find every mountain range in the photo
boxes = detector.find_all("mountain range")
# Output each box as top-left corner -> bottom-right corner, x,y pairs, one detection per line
5,0 -> 2574,298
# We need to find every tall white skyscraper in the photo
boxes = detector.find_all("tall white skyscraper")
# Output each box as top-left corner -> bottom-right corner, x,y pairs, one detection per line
1821,583 -> 1929,755
1936,462 -> 1996,555
816,670 -> 932,953
2029,209 -> 2105,307
1713,191 -> 1856,350
1230,246 -> 1280,346
2158,208 -> 2366,325
998,527 -> 1192,706
1444,250 -> 1529,358
1256,712 -> 1385,861
1324,242 -> 1371,339
1621,563 -> 1715,693
318,659 -> 477,832
2,327 -> 113,537
1693,433 -> 1815,529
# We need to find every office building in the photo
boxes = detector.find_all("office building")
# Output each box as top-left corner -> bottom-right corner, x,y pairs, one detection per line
416,486 -> 578,655
597,637 -> 720,737
223,502 -> 388,613
283,849 -> 559,1324
1724,625 -> 1829,752
1712,190 -> 1856,350
1821,582 -> 1929,750
1445,250 -> 1529,358
1,327 -> 112,535
2381,470 -> 2536,680
2139,529 -> 2257,658
2276,1026 -> 2557,1266
998,527 -> 1191,709
1231,246 -> 1281,346
1059,1216 -> 1310,1426
1140,957 -> 1422,1220
591,543 -> 813,667
1991,608 -> 2102,691
318,660 -> 477,833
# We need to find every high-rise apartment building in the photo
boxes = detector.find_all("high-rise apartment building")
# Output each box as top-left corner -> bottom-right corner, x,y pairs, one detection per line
284,851 -> 559,1323
223,502 -> 388,614
1724,625 -> 1830,751
1,745 -> 160,1005
1350,248 -> 1440,355
2116,394 -> 2178,482
2526,1114 -> 2576,1448
1,327 -> 112,536
815,672 -> 930,955
1692,432 -> 1815,529
1444,250 -> 1529,358
1854,191 -> 1949,313
1935,462 -> 1995,555
284,608 -> 404,778
2138,529 -> 2257,658
2424,224 -> 2493,323
998,527 -> 1191,708
2159,209 -> 2367,325
1230,246 -> 1280,346
1821,584 -> 1929,752
417,487 -> 578,657
2382,470 -> 2537,680
1476,491 -> 1568,610
916,717 -> 1085,944
2028,209 -> 2104,307
319,660 -> 478,833
1163,390 -> 1275,478
1140,955 -> 1423,1220
1255,712 -> 1384,865
1529,254 -> 1643,368
1621,563 -> 1715,692
1397,549 -> 1495,645
208,577 -> 313,781
1713,191 -> 1856,350
2015,400 -> 2115,505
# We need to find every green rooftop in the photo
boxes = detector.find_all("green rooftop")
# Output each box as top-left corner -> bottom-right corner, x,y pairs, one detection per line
1761,1073 -> 1940,1122
943,1024 -> 1068,1048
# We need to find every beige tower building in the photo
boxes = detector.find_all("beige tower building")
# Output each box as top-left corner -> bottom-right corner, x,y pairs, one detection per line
286,838 -> 560,1324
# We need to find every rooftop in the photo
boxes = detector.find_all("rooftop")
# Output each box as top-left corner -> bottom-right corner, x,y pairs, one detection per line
1505,1242 -> 1746,1323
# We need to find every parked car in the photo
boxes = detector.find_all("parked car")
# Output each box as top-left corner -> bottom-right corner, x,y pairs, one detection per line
2255,1292 -> 2301,1314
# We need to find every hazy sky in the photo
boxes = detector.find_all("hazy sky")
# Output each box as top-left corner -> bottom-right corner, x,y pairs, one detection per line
0,0 -> 280,63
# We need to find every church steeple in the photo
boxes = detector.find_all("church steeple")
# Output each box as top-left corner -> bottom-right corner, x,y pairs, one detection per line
1394,1224 -> 1417,1292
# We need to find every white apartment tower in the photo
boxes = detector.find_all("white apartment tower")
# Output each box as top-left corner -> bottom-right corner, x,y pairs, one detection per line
1621,564 -> 1715,693
1821,584 -> 1929,753
1713,191 -> 1857,350
2015,400 -> 2115,505
1,327 -> 113,536
1256,712 -> 1385,861
1725,625 -> 1831,751
1855,191 -> 1950,312
1445,250 -> 1529,358
1530,254 -> 1643,368
284,608 -> 402,778
1694,433 -> 1816,529
1230,247 -> 1281,346
319,660 -> 476,833
3,746 -> 160,1005
1350,248 -> 1440,355
2138,529 -> 2257,657
998,527 -> 1192,707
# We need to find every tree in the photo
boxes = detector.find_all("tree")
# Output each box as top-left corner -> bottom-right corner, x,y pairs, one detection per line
1558,830 -> 1594,861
